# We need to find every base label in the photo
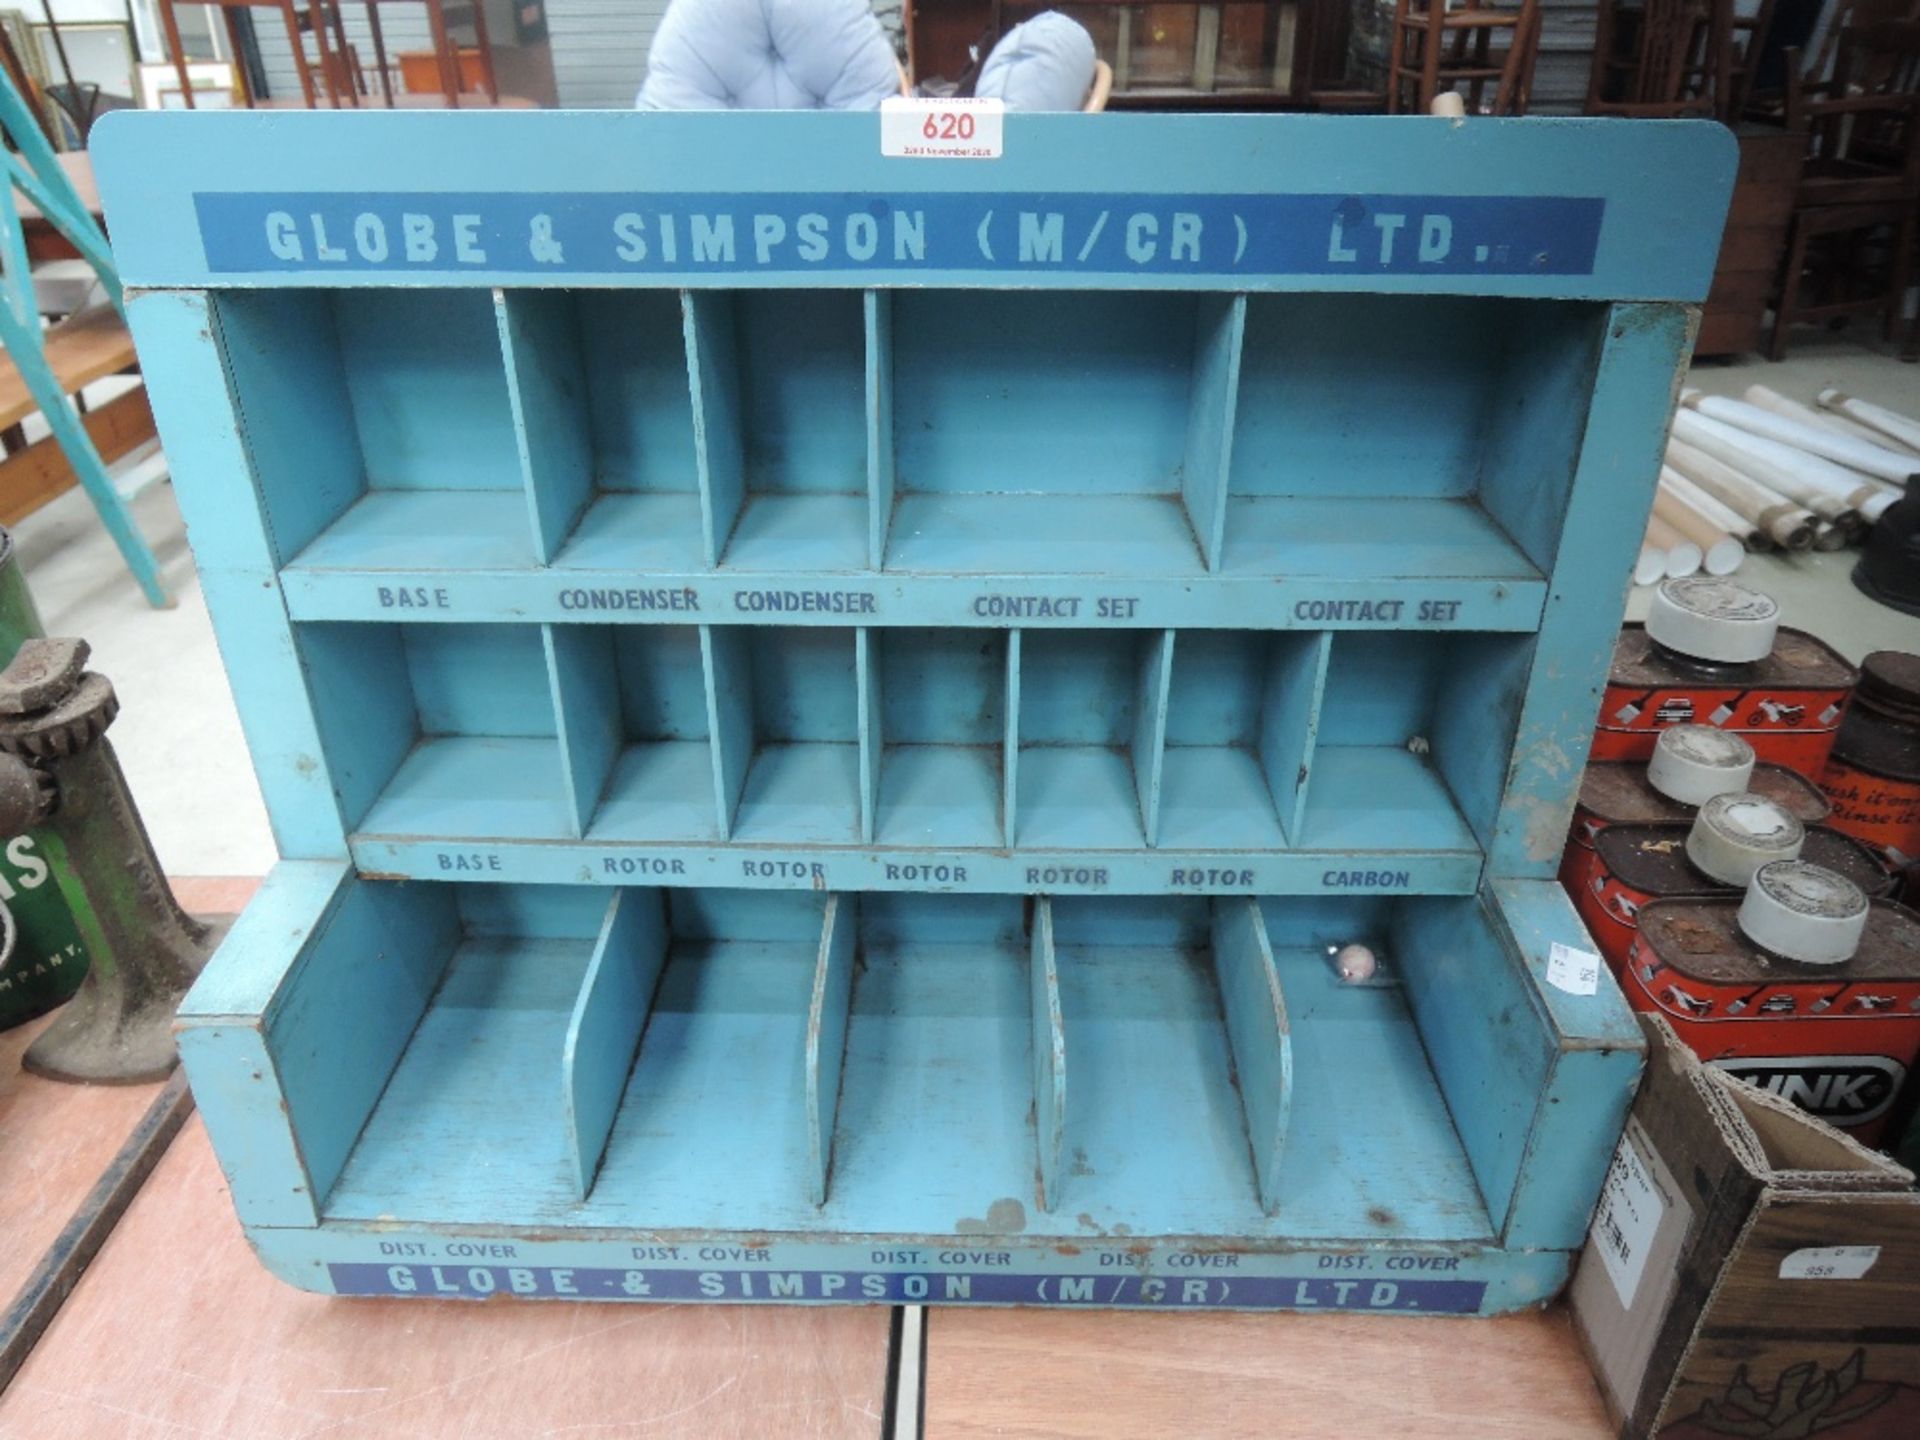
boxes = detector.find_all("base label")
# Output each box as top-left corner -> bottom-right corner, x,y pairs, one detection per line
330,1262 -> 1488,1312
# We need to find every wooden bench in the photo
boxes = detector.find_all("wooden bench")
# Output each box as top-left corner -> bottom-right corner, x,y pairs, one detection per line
0,305 -> 155,526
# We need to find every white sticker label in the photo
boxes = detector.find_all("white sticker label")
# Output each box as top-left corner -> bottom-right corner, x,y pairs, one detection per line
1547,941 -> 1602,997
1780,1246 -> 1880,1281
880,97 -> 1005,160
1591,1131 -> 1665,1307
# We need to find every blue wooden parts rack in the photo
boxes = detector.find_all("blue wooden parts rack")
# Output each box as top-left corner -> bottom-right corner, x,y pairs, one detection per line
98,111 -> 1734,1314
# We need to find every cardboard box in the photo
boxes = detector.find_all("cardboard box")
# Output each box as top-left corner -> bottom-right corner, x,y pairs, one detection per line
1571,1016 -> 1920,1439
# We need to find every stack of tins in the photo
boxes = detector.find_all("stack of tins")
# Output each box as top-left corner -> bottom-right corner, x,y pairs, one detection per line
1568,578 -> 1920,1144
1820,650 -> 1920,1148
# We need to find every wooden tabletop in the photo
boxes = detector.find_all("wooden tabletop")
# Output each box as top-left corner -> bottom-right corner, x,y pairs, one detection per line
12,154 -> 99,225
0,1116 -> 892,1440
924,1305 -> 1613,1438
0,306 -> 140,429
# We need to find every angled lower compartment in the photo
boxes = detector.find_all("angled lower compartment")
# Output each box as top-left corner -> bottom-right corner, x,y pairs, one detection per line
182,867 -> 1640,1264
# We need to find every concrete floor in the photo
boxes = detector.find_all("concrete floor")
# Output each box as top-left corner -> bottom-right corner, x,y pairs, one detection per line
7,328 -> 1920,877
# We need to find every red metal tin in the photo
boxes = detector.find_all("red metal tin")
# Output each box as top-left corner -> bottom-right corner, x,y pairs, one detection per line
1574,824 -> 1894,978
1822,651 -> 1920,873
1624,897 -> 1920,1142
1559,762 -> 1830,905
1593,623 -> 1857,776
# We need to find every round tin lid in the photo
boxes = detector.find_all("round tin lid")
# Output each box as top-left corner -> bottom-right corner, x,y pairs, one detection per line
1686,792 -> 1804,887
1857,650 -> 1920,720
1645,577 -> 1781,664
1647,725 -> 1756,805
1737,860 -> 1870,964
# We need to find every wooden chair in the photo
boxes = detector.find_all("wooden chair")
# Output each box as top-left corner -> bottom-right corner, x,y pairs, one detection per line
1586,0 -> 1734,117
1386,0 -> 1542,116
1727,0 -> 1780,115
1769,20 -> 1920,358
356,0 -> 499,107
157,0 -> 350,108
1084,58 -> 1113,112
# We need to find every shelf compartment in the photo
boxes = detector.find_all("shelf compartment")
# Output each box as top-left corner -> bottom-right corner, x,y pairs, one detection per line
508,289 -> 705,574
211,875 -> 1625,1244
881,291 -> 1235,575
1221,294 -> 1601,579
861,627 -> 1009,848
707,624 -> 863,843
216,288 -> 536,574
1010,628 -> 1174,849
1290,631 -> 1531,858
301,620 -> 573,842
1157,629 -> 1332,850
549,622 -> 717,843
688,291 -> 869,572
185,864 -> 1643,1295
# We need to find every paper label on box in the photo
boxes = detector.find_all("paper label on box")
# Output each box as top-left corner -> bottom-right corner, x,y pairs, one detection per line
1547,941 -> 1601,996
1779,1246 -> 1880,1281
1591,1128 -> 1665,1307
880,98 -> 1004,160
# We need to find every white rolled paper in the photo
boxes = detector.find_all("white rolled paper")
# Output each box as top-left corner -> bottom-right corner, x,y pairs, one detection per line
1661,467 -> 1765,551
1818,387 -> 1920,455
1665,438 -> 1816,550
1738,385 -> 1920,481
1645,516 -> 1702,577
1671,409 -> 1872,522
1654,483 -> 1744,574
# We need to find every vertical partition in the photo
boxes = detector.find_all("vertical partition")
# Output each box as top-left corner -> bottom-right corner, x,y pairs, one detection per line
683,292 -> 745,564
1003,631 -> 1022,843
865,290 -> 895,567
1262,631 -> 1333,839
1029,897 -> 1066,1213
544,624 -> 621,837
1211,898 -> 1292,1215
1182,294 -> 1246,570
562,889 -> 669,1199
499,290 -> 595,563
856,629 -> 881,843
1132,631 -> 1175,846
702,625 -> 752,838
805,894 -> 858,1205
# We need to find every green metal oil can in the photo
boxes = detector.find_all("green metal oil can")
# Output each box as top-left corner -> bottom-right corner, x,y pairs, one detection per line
0,528 -> 88,1031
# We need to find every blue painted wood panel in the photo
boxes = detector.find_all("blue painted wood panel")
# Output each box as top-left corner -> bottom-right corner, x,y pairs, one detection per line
500,289 -> 594,562
562,889 -> 667,1198
94,114 -> 1736,301
1029,897 -> 1066,1213
128,113 -> 1727,1305
805,894 -> 857,1205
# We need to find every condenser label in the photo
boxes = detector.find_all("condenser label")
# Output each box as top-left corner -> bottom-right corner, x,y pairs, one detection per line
329,1263 -> 1487,1312
195,192 -> 1604,278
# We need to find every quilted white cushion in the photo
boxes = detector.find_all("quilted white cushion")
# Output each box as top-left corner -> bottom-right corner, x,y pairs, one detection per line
975,12 -> 1096,112
638,0 -> 902,111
